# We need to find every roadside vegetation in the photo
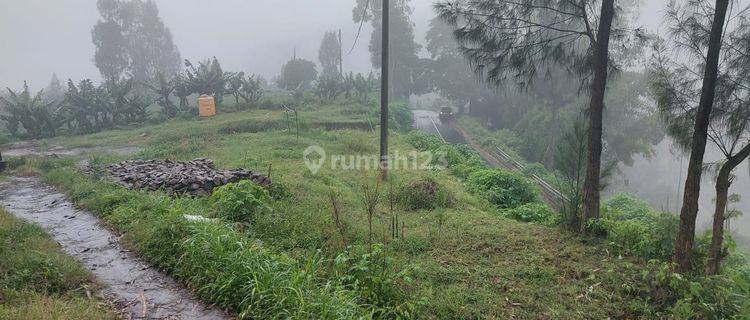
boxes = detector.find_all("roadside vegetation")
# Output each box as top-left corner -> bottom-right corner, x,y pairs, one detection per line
3,96 -> 745,318
1,0 -> 749,318
0,208 -> 118,320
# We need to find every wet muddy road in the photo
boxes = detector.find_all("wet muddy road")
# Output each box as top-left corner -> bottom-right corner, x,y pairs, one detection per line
3,143 -> 142,157
412,110 -> 466,144
0,177 -> 228,320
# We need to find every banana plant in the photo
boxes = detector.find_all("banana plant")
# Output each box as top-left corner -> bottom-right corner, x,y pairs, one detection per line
172,74 -> 192,111
239,74 -> 264,105
65,79 -> 110,133
226,71 -> 245,105
184,57 -> 229,105
146,72 -> 178,118
1,82 -> 66,138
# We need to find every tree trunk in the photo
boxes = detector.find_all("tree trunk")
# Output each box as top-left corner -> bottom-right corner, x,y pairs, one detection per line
581,0 -> 616,231
674,0 -> 729,273
706,143 -> 750,275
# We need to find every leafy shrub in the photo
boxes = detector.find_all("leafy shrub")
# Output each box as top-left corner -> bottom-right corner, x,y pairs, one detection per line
599,194 -> 678,260
314,73 -> 344,100
210,180 -> 271,222
389,102 -> 413,132
405,132 -> 485,178
642,260 -> 750,319
406,131 -> 443,151
520,162 -> 557,184
266,182 -> 291,200
334,244 -> 417,318
501,203 -> 555,223
467,169 -> 539,209
602,194 -> 653,221
435,144 -> 485,178
398,177 -> 454,210
459,117 -> 525,159
277,58 -> 318,90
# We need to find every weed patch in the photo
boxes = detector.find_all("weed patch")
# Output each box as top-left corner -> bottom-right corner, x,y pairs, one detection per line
0,209 -> 117,319
397,177 -> 454,210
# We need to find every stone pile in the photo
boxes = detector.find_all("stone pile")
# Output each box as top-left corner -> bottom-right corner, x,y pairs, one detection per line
104,158 -> 270,196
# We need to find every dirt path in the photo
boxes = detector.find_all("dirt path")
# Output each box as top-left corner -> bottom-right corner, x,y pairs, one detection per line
0,176 -> 229,320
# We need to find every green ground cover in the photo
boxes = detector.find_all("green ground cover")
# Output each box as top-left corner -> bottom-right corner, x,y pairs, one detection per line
4,100 -> 746,318
0,209 -> 118,320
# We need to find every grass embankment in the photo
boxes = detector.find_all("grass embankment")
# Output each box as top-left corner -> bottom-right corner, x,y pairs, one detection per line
0,208 -> 118,320
8,100 -> 683,318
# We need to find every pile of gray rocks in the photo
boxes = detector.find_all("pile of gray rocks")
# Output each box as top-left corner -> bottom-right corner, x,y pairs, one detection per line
104,158 -> 270,196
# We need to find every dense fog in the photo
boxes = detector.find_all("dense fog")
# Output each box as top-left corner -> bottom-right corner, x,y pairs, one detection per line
610,140 -> 750,246
0,0 -> 664,89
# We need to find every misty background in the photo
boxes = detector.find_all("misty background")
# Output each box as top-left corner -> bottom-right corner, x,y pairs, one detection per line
0,0 -> 746,242
0,0 -> 665,90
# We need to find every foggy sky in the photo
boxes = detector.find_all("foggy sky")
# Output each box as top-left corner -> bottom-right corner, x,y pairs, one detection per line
0,0 -> 667,90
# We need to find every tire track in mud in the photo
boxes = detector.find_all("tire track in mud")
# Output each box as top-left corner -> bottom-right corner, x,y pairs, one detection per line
0,176 -> 229,320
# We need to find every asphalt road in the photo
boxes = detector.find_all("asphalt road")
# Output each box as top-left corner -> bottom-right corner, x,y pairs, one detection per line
412,110 -> 466,144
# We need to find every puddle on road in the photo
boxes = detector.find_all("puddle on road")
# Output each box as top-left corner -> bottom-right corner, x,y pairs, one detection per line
0,177 -> 228,320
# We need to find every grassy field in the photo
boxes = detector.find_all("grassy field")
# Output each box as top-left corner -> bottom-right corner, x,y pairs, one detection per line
0,208 -> 118,320
4,100 -> 676,318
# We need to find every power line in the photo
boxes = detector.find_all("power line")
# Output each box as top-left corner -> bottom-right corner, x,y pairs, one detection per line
348,0 -> 371,55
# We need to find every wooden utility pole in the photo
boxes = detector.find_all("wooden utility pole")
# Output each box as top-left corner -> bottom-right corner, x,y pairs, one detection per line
338,29 -> 344,76
380,0 -> 389,180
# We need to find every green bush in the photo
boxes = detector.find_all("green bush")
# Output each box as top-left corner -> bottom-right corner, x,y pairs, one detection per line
599,194 -> 678,260
406,131 -> 443,151
467,169 -> 539,209
642,261 -> 749,319
405,132 -> 485,178
398,177 -> 454,210
389,102 -> 413,132
435,144 -> 485,179
333,244 -> 416,318
501,203 -> 555,223
602,194 -> 653,221
210,180 -> 271,223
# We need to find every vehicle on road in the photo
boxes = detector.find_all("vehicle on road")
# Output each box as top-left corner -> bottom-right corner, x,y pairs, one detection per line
438,106 -> 454,123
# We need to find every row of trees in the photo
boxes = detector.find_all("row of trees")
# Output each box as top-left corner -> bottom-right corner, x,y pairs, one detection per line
1,58 -> 265,139
436,0 -> 641,234
274,30 -> 379,103
649,0 -> 750,274
348,0 -> 661,175
1,79 -> 151,138
434,0 -> 749,276
313,72 -> 379,102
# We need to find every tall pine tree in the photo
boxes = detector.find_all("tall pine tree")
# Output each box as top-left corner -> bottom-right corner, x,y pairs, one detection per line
319,31 -> 342,75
